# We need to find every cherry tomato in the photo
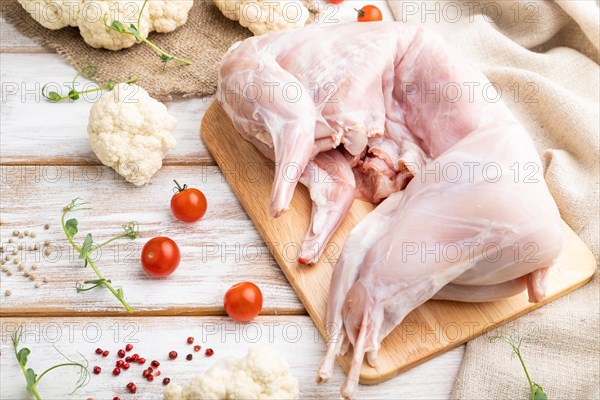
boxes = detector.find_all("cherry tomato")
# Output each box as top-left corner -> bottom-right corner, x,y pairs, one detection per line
223,282 -> 263,322
170,180 -> 207,223
356,5 -> 383,22
141,237 -> 180,277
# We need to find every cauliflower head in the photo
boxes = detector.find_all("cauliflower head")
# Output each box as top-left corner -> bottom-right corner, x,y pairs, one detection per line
163,347 -> 299,400
17,0 -> 80,29
18,0 -> 194,50
87,83 -> 176,186
148,0 -> 194,33
77,0 -> 151,50
213,0 -> 310,35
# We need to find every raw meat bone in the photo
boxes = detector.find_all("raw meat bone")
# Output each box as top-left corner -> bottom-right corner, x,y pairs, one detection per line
299,150 -> 356,265
318,123 -> 563,399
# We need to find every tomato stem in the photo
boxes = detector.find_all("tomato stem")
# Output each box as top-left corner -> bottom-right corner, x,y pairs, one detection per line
355,8 -> 365,17
173,179 -> 188,193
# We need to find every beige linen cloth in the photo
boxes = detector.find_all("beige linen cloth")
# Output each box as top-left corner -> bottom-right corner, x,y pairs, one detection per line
387,0 -> 599,398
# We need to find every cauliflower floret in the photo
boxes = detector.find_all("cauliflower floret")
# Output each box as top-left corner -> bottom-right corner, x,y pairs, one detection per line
17,0 -> 80,29
163,383 -> 183,400
77,0 -> 151,50
213,0 -> 309,35
163,347 -> 299,400
87,83 -> 176,186
148,0 -> 194,33
240,347 -> 299,398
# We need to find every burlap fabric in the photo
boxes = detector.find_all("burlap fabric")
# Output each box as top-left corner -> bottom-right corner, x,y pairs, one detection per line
1,0 -> 252,101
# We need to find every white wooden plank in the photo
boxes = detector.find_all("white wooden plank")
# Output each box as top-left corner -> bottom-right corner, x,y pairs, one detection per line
0,166 -> 303,314
0,53 -> 214,165
0,316 -> 464,399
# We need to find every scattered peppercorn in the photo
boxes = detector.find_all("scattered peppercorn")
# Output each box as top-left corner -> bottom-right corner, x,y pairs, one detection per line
147,374 -> 154,382
186,354 -> 193,361
31,263 -> 39,270
44,239 -> 51,246
205,348 -> 214,357
126,382 -> 136,394
123,362 -> 131,370
34,243 -> 40,250
95,348 -> 103,355
125,356 -> 133,363
44,224 -> 50,230
113,367 -> 121,376
118,349 -> 126,358
154,370 -> 161,377
18,233 -> 24,239
138,357 -> 146,365
151,360 -> 160,368
113,397 -> 120,400
34,282 -> 41,289
93,366 -> 101,374
30,232 -> 37,238
24,230 -> 29,236
187,336 -> 194,344
125,344 -> 133,352
102,350 -> 109,357
18,264 -> 24,271
12,230 -> 18,236
163,378 -> 170,385
44,248 -> 52,256
132,354 -> 139,362
168,351 -> 178,359
116,360 -> 124,368
4,290 -> 11,297
43,276 -> 49,283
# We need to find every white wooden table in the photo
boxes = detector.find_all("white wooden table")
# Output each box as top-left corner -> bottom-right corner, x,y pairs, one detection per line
0,2 -> 464,399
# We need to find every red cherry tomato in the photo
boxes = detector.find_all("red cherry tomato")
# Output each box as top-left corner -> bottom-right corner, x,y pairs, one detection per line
141,237 -> 180,277
170,180 -> 207,223
223,282 -> 263,322
356,5 -> 383,22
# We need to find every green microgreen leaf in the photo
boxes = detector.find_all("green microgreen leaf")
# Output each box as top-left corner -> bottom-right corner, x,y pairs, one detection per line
79,65 -> 98,79
79,233 -> 93,260
25,368 -> 37,392
17,347 -> 30,367
65,218 -> 78,239
67,89 -> 80,101
129,24 -> 143,41
110,20 -> 127,33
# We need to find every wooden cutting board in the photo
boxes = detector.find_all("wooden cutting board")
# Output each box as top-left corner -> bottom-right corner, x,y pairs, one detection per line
201,101 -> 597,384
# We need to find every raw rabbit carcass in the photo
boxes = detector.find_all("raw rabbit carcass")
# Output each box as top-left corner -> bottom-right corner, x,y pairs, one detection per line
217,22 -> 563,399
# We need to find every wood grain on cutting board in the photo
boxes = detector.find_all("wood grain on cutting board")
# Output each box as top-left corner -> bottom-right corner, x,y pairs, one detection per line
201,101 -> 597,384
